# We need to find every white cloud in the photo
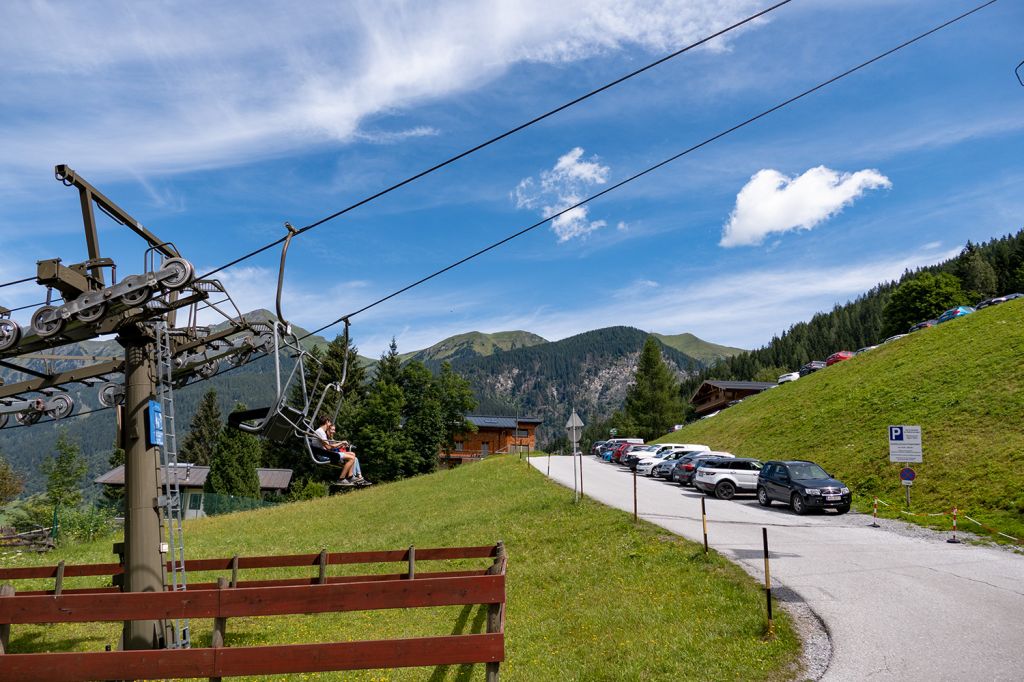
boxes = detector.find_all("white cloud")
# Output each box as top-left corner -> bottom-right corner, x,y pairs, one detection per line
721,166 -> 892,247
514,147 -> 611,242
0,1 -> 768,178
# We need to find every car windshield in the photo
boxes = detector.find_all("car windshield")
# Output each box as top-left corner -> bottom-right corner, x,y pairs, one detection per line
787,463 -> 829,480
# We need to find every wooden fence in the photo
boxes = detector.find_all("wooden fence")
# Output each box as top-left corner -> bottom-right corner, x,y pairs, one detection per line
0,542 -> 506,681
0,527 -> 54,553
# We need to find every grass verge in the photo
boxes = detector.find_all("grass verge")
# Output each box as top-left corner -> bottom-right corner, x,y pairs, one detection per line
4,455 -> 800,680
658,300 -> 1024,541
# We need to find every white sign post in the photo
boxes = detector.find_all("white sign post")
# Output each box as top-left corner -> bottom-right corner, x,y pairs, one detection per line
566,409 -> 585,501
888,425 -> 922,463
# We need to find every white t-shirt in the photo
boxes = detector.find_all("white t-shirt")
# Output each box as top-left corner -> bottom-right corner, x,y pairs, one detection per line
313,427 -> 331,449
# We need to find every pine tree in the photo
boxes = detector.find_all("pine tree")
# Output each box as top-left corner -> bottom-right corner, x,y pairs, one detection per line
180,389 -> 222,465
625,337 -> 685,441
40,429 -> 87,510
0,450 -> 24,505
375,338 -> 403,386
205,403 -> 262,499
101,444 -> 126,509
400,362 -> 444,474
355,382 -> 415,482
436,362 -> 477,454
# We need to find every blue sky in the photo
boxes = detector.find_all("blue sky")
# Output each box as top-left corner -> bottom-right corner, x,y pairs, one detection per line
1,0 -> 1022,357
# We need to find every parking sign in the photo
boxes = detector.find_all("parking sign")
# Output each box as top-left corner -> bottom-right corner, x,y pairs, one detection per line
888,425 -> 922,463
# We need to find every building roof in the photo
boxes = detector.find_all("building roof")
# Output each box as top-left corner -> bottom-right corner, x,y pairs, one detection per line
95,465 -> 293,491
466,414 -> 542,429
702,380 -> 777,391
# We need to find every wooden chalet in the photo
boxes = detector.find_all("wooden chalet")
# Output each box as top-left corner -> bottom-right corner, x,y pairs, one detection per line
689,380 -> 777,416
441,414 -> 542,466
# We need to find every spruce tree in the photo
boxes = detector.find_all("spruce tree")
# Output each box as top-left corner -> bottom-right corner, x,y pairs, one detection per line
101,444 -> 126,509
401,361 -> 445,474
205,403 -> 262,500
180,389 -> 222,465
375,338 -> 403,386
625,337 -> 685,441
437,362 -> 477,454
41,429 -> 87,510
0,450 -> 24,505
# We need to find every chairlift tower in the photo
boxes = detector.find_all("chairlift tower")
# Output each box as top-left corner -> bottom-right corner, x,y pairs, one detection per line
0,166 -> 272,651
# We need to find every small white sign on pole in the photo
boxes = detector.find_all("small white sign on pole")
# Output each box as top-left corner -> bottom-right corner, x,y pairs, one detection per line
889,425 -> 922,463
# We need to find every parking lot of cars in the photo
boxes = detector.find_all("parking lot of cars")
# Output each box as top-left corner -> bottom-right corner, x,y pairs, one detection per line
771,295 -> 1022,387
593,439 -> 851,516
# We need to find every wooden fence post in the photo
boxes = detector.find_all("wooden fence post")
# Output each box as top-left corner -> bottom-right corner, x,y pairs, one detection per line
407,546 -> 416,580
317,549 -> 328,585
0,584 -> 15,655
230,555 -> 239,588
485,541 -> 505,682
210,577 -> 228,682
54,560 -> 65,596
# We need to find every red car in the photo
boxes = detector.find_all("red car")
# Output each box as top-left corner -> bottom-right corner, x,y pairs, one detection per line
825,351 -> 855,366
611,442 -> 633,463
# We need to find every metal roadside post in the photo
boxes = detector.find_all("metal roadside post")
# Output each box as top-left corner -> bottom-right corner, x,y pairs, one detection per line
566,409 -> 584,503
633,469 -> 638,523
701,497 -> 709,553
763,527 -> 775,639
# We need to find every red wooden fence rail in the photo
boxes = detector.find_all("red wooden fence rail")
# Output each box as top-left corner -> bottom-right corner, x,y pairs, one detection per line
0,544 -> 499,596
0,543 -> 507,682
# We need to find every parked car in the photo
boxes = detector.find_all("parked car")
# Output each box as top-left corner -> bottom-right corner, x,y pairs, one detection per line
636,449 -> 687,476
671,451 -> 735,486
854,345 -> 878,355
936,306 -> 975,323
799,360 -> 826,376
694,458 -> 763,499
978,293 -> 1023,308
610,442 -> 635,463
825,351 -> 855,366
908,319 -> 937,332
652,449 -> 706,478
777,371 -> 800,384
757,460 -> 851,515
621,445 -> 661,469
882,334 -> 907,344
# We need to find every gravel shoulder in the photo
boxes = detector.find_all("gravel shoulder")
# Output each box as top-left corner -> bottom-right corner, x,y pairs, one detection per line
535,456 -> 1024,681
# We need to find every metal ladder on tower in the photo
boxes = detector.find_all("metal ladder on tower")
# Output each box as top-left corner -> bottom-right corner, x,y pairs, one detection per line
154,319 -> 190,648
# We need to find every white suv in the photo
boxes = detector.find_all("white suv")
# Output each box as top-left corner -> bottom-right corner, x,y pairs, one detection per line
693,458 -> 763,499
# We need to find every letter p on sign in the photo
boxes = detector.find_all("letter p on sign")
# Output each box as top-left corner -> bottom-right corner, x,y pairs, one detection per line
889,426 -> 903,441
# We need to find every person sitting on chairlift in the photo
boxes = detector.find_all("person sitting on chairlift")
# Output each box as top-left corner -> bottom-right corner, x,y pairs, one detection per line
313,417 -> 371,487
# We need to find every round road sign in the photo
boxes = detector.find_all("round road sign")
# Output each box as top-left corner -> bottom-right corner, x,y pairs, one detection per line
899,467 -> 917,482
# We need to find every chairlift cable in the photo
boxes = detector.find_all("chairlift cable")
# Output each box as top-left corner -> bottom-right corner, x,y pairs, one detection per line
0,276 -> 35,289
196,0 -> 796,281
301,0 -> 1000,339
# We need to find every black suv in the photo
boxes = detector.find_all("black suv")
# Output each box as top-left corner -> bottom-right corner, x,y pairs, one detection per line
757,460 -> 851,515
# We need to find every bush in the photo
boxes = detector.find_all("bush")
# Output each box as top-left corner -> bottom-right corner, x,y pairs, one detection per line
287,479 -> 328,501
60,506 -> 119,544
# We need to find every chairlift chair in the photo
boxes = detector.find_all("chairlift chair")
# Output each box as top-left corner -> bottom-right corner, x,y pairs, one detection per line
227,223 -> 353,471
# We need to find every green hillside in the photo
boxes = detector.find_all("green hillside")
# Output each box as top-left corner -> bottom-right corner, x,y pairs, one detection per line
657,300 -> 1024,539
653,332 -> 746,364
6,456 -> 799,680
400,330 -> 548,365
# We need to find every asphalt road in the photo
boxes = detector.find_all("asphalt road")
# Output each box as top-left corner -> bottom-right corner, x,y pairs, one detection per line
532,455 -> 1024,681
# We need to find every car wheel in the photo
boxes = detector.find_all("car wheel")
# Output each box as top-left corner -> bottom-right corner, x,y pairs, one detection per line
791,493 -> 807,515
836,505 -> 850,515
757,487 -> 771,507
715,481 -> 736,500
